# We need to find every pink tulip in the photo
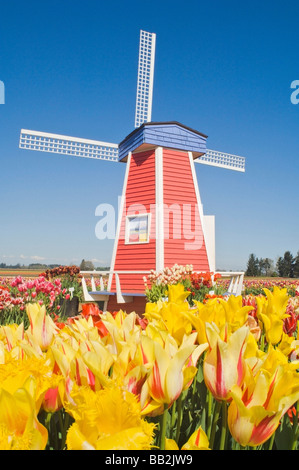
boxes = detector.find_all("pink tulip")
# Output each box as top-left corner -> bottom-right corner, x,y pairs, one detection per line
26,280 -> 35,290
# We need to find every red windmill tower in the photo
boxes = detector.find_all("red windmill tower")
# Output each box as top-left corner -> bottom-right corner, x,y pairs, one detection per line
19,30 -> 245,313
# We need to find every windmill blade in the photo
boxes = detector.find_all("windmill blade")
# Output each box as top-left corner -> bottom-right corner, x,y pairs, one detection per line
135,30 -> 156,128
19,129 -> 119,162
195,149 -> 245,172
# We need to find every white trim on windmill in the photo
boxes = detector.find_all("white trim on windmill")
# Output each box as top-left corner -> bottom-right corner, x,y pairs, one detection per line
155,146 -> 164,273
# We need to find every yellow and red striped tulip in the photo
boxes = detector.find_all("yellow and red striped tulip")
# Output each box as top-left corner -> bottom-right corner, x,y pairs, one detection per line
50,337 -> 112,395
26,303 -> 59,351
203,323 -> 249,401
139,333 -> 200,413
228,365 -> 299,447
144,339 -> 195,404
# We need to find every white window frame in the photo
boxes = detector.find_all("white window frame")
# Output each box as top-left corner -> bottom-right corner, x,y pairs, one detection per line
125,213 -> 151,245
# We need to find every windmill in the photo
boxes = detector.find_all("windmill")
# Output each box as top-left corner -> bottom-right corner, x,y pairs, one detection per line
19,30 -> 245,313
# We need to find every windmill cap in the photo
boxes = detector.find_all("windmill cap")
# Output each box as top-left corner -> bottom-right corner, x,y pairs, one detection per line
118,121 -> 208,162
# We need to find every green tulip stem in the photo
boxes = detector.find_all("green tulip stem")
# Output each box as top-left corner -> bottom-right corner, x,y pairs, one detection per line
191,370 -> 197,410
59,411 -> 71,450
206,390 -> 213,440
220,401 -> 228,450
209,400 -> 222,449
175,395 -> 183,443
160,404 -> 169,450
170,400 -> 176,438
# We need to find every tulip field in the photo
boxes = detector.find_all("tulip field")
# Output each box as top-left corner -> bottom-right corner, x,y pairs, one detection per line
0,267 -> 299,450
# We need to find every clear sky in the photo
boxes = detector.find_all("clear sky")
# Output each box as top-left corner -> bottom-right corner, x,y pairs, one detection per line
0,0 -> 298,271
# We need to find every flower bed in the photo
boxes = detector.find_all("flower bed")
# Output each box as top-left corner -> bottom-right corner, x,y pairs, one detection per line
144,264 -> 223,304
0,266 -> 83,326
0,270 -> 299,450
216,276 -> 299,296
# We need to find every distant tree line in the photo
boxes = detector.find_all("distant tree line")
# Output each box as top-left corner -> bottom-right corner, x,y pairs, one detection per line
0,262 -> 61,270
246,251 -> 299,278
0,260 -> 110,272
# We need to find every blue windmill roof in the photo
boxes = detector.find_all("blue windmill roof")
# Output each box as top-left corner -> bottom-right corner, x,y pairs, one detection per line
118,121 -> 208,162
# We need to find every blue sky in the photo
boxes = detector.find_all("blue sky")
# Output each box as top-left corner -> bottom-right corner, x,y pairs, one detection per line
0,0 -> 298,271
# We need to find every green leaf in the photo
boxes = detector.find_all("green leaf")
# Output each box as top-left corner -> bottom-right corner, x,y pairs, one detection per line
275,417 -> 294,450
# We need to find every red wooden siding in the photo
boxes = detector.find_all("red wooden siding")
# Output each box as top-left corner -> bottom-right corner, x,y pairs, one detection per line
111,150 -> 156,293
163,149 -> 210,271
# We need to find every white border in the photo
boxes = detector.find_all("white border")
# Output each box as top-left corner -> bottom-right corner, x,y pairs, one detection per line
155,147 -> 164,272
125,213 -> 151,245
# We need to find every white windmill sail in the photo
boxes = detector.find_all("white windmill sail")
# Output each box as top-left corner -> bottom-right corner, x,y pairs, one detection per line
134,30 -> 156,128
19,129 -> 119,162
195,149 -> 245,172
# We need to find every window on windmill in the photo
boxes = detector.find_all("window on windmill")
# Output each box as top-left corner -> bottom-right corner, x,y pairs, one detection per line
126,214 -> 150,244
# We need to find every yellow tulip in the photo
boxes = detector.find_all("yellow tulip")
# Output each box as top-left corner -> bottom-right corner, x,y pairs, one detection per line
26,303 -> 59,351
218,295 -> 254,330
166,283 -> 190,304
101,310 -> 142,355
256,287 -> 290,345
186,295 -> 253,345
182,339 -> 209,390
277,332 -> 298,358
184,303 -> 212,345
0,384 -> 48,450
65,386 -> 155,450
50,337 -> 112,394
140,334 -> 197,407
111,338 -> 151,400
64,316 -> 101,343
165,426 -> 210,450
0,356 -> 60,413
203,323 -> 249,401
0,323 -> 25,360
138,332 -> 207,416
145,284 -> 193,345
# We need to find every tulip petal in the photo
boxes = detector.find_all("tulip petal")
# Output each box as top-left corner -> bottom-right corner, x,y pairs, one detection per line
165,344 -> 195,403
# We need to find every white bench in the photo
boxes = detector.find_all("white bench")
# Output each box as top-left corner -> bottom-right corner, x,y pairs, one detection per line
214,271 -> 244,296
81,270 -> 149,305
